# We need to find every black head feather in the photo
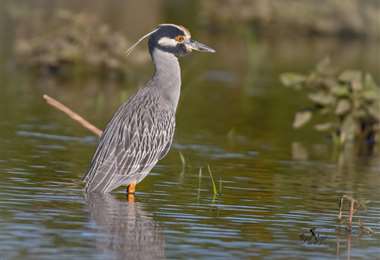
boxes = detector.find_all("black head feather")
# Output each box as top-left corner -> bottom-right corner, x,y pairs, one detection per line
148,25 -> 189,57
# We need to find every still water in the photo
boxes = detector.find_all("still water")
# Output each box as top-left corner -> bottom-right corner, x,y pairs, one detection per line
1,1 -> 380,259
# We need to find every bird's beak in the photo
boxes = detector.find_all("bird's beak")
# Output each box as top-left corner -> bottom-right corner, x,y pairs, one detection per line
185,39 -> 215,53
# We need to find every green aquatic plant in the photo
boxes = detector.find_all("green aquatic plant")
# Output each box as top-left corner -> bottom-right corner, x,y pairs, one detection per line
281,58 -> 380,147
218,177 -> 223,194
207,165 -> 218,196
197,167 -> 202,200
178,151 -> 186,169
178,151 -> 186,165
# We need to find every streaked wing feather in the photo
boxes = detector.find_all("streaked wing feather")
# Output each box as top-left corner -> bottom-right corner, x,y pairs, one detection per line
83,90 -> 175,193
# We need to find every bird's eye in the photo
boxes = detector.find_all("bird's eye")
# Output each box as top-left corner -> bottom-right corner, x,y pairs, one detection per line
175,35 -> 185,43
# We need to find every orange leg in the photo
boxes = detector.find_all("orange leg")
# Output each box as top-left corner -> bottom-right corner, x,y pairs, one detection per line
127,182 -> 136,202
127,182 -> 136,194
127,193 -> 135,203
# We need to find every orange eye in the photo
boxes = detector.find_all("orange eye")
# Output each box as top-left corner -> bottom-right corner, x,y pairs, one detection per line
175,35 -> 185,42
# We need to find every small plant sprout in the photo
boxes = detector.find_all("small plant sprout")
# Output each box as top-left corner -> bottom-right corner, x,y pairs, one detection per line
178,151 -> 186,170
207,165 -> 218,196
197,167 -> 202,200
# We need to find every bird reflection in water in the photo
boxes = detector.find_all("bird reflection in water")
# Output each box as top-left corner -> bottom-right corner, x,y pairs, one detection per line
85,193 -> 165,259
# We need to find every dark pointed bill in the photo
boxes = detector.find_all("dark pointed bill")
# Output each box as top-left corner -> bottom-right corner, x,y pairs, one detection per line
186,39 -> 215,53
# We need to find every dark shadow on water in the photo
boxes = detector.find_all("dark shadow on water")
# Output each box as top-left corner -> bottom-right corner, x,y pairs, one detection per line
85,193 -> 165,260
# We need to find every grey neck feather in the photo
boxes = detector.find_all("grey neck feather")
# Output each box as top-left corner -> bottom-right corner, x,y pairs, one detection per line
151,48 -> 181,111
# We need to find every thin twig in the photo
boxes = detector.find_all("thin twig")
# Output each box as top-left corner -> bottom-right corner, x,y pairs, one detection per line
338,196 -> 344,220
43,94 -> 103,137
348,199 -> 354,230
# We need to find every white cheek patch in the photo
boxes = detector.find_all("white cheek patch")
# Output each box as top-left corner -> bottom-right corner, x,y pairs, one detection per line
158,37 -> 177,47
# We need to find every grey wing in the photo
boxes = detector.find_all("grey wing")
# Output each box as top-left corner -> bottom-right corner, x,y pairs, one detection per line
83,103 -> 175,193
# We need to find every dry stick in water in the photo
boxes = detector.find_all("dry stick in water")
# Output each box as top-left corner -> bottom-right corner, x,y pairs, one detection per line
348,199 -> 355,229
338,195 -> 356,230
338,196 -> 344,220
43,94 -> 103,137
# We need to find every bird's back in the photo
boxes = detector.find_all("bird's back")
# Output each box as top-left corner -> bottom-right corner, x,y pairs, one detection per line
83,86 -> 176,193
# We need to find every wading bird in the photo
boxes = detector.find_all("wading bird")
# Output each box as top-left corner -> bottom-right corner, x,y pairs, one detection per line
83,24 -> 215,194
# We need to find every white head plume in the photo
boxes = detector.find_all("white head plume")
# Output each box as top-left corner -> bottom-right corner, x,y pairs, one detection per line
126,27 -> 160,56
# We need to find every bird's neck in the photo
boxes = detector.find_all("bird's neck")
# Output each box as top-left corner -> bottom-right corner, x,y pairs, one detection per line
151,48 -> 181,110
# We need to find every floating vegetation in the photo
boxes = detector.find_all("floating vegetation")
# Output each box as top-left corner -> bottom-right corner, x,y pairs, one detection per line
299,195 -> 375,247
299,228 -> 324,244
14,9 -> 147,78
281,58 -> 380,148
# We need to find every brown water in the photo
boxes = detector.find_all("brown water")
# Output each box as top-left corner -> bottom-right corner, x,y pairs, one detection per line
0,1 -> 380,259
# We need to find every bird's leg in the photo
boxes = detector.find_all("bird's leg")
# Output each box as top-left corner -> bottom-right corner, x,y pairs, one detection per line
127,182 -> 136,194
127,193 -> 135,203
127,182 -> 136,203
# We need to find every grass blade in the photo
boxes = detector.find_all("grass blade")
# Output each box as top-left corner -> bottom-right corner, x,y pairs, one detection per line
178,151 -> 186,169
207,164 -> 218,196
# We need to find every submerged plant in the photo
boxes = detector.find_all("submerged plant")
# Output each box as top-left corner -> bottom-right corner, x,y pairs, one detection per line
281,58 -> 380,147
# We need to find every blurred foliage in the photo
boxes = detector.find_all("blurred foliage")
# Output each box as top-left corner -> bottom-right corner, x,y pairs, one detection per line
202,0 -> 380,39
14,9 -> 146,79
281,58 -> 380,147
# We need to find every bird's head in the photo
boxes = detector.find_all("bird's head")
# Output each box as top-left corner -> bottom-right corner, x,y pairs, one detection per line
126,24 -> 215,58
